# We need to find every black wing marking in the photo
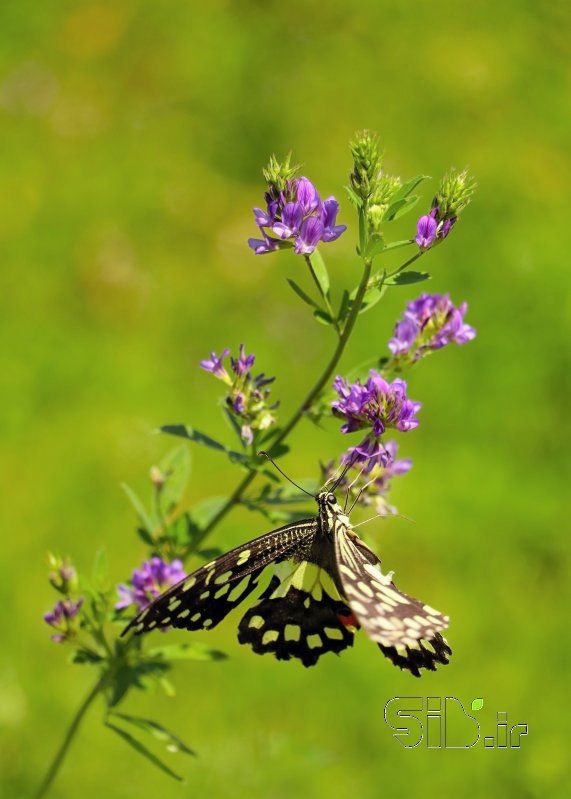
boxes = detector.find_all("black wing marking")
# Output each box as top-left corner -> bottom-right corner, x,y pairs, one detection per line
238,560 -> 354,667
334,525 -> 451,675
122,519 -> 317,636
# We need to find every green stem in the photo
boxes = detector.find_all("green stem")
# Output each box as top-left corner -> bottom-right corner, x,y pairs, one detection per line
36,679 -> 104,799
193,257 -> 374,541
385,250 -> 424,279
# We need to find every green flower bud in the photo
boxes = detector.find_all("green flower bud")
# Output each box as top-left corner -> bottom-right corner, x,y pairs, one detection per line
435,168 -> 476,220
350,130 -> 383,201
262,153 -> 300,200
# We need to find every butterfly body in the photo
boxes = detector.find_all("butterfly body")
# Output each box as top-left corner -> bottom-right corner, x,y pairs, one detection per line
123,491 -> 451,675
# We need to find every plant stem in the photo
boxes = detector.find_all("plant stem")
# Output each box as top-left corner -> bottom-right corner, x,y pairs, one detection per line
385,250 -> 423,279
36,679 -> 104,799
195,257 -> 373,539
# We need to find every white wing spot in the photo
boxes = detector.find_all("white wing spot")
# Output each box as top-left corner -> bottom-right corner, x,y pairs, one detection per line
200,591 -> 210,600
307,633 -> 322,649
191,612 -> 201,622
168,599 -> 181,611
237,549 -> 251,565
178,609 -> 190,619
324,627 -> 344,641
348,600 -> 367,616
214,570 -> 233,585
248,615 -> 265,630
183,576 -> 196,591
214,584 -> 230,599
357,581 -> 374,598
203,619 -> 213,628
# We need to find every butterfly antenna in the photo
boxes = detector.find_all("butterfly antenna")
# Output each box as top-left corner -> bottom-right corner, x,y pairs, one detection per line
257,451 -> 316,498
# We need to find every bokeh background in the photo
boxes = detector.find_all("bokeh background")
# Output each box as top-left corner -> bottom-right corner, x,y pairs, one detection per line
1,1 -> 570,797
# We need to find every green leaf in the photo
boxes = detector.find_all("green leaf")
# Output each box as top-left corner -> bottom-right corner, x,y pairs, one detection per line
222,407 -> 244,444
266,442 -> 290,459
364,234 -> 385,259
390,195 -> 420,220
383,239 -> 414,252
385,271 -> 431,286
159,445 -> 191,512
287,278 -> 320,310
471,698 -> 484,711
110,713 -> 195,756
160,425 -> 249,465
308,249 -> 330,297
187,496 -> 227,532
313,309 -> 334,326
383,194 -> 420,222
148,642 -> 228,662
389,174 -> 429,205
337,289 -> 350,325
92,548 -> 109,592
106,723 -> 183,781
345,183 -> 363,209
122,483 -> 154,534
72,649 -> 104,665
358,284 -> 387,314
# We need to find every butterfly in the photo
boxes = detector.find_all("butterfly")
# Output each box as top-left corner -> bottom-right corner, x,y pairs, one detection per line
122,485 -> 451,676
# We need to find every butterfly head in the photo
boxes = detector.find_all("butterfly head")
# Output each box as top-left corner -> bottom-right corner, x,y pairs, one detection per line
316,490 -> 348,533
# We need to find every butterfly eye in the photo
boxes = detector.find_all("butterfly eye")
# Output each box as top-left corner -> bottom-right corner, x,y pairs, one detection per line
327,493 -> 336,504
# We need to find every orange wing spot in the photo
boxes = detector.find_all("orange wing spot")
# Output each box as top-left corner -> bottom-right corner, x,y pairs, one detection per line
338,610 -> 359,629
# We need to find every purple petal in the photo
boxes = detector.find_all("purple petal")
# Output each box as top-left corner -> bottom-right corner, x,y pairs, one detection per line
294,216 -> 324,255
296,177 -> 320,213
415,214 -> 437,249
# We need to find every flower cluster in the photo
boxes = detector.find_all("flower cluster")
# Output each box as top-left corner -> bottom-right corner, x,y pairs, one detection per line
44,556 -> 84,643
388,293 -> 476,365
415,168 -> 475,250
201,344 -> 278,446
332,371 -> 421,438
323,440 -> 412,517
44,598 -> 83,643
248,174 -> 346,256
116,557 -> 187,613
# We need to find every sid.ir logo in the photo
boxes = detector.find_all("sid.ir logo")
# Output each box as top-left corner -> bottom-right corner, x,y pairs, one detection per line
384,697 -> 528,749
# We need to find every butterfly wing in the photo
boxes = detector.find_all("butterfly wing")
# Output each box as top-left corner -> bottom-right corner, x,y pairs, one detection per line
334,525 -> 451,676
238,558 -> 355,667
122,518 -> 318,636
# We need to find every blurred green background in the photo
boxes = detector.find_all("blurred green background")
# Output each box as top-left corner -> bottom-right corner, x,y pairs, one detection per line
1,1 -> 570,797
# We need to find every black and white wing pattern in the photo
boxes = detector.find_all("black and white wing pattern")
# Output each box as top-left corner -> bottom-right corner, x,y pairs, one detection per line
122,519 -> 317,637
334,524 -> 451,676
238,560 -> 355,666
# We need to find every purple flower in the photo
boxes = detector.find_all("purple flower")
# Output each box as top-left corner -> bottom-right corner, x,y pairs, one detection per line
203,344 -> 278,446
388,293 -> 476,361
200,348 -> 230,380
332,371 -> 421,437
44,598 -> 84,643
321,197 -> 347,242
231,344 -> 255,377
249,175 -> 345,255
272,202 -> 304,239
415,214 -> 438,249
296,176 -> 320,213
116,557 -> 187,613
247,232 -> 284,255
438,217 -> 456,239
323,440 -> 412,517
294,216 -> 324,255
